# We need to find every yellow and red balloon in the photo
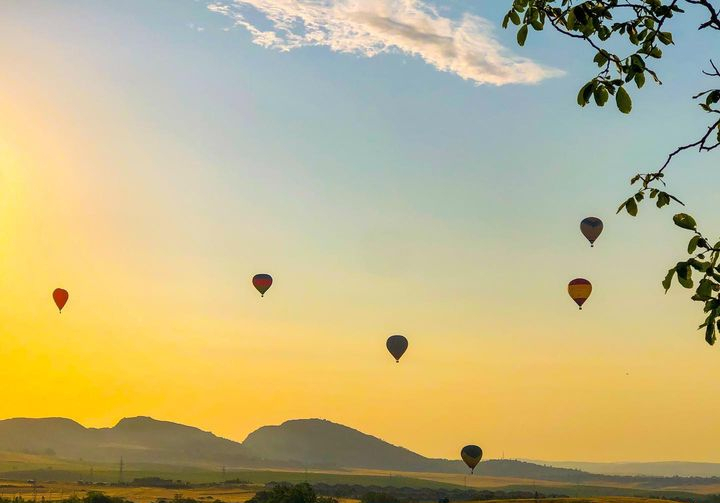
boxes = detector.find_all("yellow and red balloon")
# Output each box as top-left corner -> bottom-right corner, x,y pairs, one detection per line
568,278 -> 592,309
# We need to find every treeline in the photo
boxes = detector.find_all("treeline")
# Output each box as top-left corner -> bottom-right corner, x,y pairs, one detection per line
262,482 -> 568,503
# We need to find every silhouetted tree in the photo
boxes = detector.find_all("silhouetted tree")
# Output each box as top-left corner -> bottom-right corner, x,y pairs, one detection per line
249,484 -> 337,503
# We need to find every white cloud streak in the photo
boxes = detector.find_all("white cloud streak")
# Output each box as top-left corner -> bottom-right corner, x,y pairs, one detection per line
207,0 -> 563,86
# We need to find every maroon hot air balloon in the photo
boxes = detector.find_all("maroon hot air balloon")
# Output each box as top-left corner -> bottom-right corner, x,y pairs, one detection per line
580,217 -> 604,247
252,274 -> 273,297
53,288 -> 69,313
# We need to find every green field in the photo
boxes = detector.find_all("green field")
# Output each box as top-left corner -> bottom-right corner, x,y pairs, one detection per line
0,452 -> 712,502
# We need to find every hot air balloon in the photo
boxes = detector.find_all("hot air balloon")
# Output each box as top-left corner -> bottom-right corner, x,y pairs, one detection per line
386,335 -> 408,363
252,274 -> 273,297
461,445 -> 483,474
568,278 -> 592,309
580,217 -> 603,247
53,288 -> 69,313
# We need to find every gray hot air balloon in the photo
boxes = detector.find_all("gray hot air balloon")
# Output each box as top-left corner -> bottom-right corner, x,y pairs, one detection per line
461,445 -> 483,474
386,335 -> 408,363
580,217 -> 603,247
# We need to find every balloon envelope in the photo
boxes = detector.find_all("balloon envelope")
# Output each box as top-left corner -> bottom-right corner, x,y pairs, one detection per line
252,274 -> 273,297
461,445 -> 483,473
568,278 -> 592,309
53,288 -> 69,313
580,217 -> 603,246
386,335 -> 408,362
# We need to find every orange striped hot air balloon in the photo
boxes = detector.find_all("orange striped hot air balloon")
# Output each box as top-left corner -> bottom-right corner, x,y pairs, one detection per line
53,288 -> 69,313
568,278 -> 592,310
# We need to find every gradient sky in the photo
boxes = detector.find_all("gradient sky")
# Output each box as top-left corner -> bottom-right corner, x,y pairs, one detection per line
1,1 -> 719,463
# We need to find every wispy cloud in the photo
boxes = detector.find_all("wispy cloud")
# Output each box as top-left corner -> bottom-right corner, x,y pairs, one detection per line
207,0 -> 563,86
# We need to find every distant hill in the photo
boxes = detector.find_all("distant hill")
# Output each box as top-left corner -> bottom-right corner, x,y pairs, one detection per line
242,418 -> 462,472
240,418 -> 591,480
528,459 -> 720,478
1,415 -> 718,487
0,416 -> 581,478
0,416 -> 252,466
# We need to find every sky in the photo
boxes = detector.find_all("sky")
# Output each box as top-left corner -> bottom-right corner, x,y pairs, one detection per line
1,0 -> 719,463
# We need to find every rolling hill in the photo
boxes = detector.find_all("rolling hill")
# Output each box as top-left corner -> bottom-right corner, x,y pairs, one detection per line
0,416 -> 251,466
1,415 -> 718,490
0,416 -> 585,478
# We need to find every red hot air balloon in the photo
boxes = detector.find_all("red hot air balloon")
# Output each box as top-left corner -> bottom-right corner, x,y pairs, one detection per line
252,274 -> 273,297
53,288 -> 69,313
568,278 -> 592,310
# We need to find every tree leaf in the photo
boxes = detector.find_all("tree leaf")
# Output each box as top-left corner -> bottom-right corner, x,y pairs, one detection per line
688,235 -> 700,254
577,82 -> 593,107
662,267 -> 675,292
634,72 -> 645,89
676,262 -> 693,289
706,322 -> 716,345
673,213 -> 697,230
625,197 -> 638,216
593,86 -> 609,106
616,86 -> 632,113
697,279 -> 714,298
678,274 -> 693,289
657,31 -> 673,45
517,25 -> 528,46
593,51 -> 608,67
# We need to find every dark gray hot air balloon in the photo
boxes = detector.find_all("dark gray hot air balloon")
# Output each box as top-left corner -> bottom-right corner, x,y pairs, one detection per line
580,217 -> 603,247
461,445 -> 483,474
386,335 -> 408,363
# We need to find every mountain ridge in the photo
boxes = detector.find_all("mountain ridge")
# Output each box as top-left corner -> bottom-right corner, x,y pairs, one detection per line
1,416 -> 717,480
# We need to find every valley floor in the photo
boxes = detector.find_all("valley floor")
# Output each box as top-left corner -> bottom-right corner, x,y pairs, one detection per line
0,482 -> 688,503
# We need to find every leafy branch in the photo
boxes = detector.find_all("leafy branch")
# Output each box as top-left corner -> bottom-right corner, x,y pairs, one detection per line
662,214 -> 720,344
503,0 -> 720,343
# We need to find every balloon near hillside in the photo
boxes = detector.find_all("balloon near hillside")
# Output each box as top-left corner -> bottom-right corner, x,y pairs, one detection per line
53,288 -> 69,313
461,445 -> 483,474
252,274 -> 273,297
568,278 -> 592,310
580,217 -> 603,247
386,335 -> 408,363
